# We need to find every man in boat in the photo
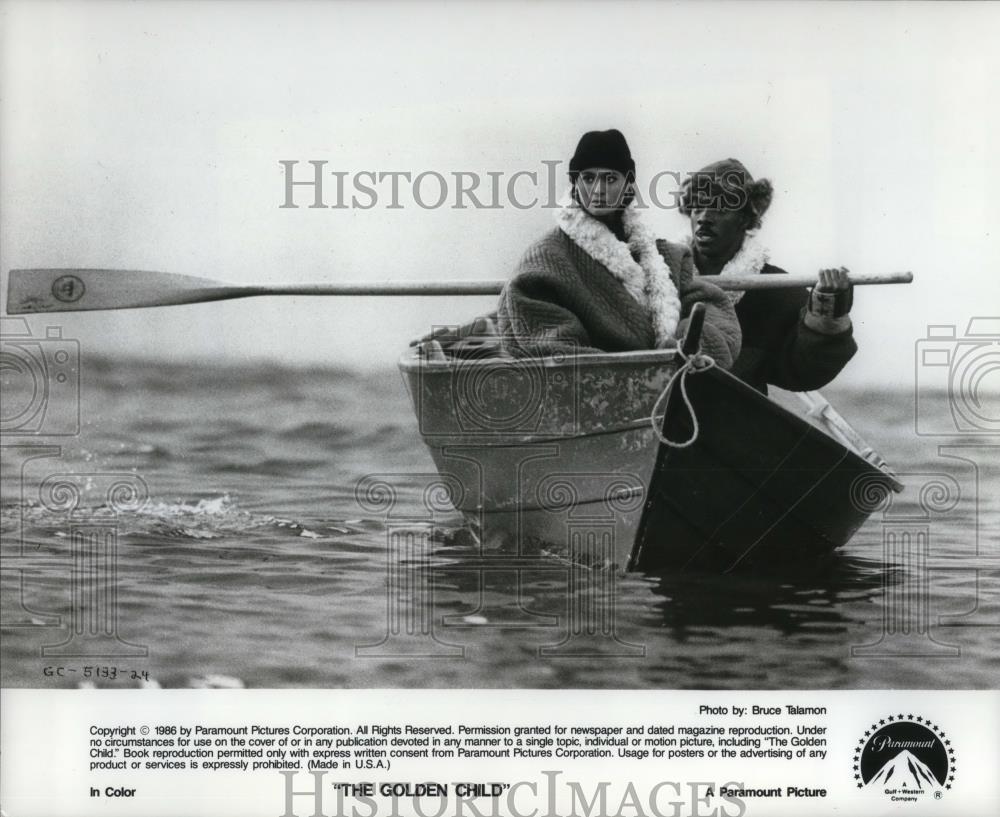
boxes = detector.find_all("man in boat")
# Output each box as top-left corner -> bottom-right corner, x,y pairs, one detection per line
496,130 -> 742,367
680,159 -> 857,393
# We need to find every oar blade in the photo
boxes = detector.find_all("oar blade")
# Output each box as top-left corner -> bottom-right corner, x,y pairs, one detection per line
5,269 -> 238,313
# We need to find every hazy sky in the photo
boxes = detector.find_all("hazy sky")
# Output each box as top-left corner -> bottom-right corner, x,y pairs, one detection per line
2,0 -> 998,390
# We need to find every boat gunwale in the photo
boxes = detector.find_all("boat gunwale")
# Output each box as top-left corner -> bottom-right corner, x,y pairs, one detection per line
398,346 -> 681,372
399,347 -> 904,495
688,367 -> 906,493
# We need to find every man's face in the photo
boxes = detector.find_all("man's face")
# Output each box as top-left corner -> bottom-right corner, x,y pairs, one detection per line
574,168 -> 630,218
686,176 -> 752,264
689,201 -> 749,263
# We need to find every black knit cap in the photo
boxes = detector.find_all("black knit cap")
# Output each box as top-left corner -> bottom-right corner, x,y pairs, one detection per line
569,129 -> 635,175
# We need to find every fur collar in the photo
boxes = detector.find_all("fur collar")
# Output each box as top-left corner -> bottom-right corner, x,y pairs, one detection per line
556,200 -> 681,347
691,232 -> 769,305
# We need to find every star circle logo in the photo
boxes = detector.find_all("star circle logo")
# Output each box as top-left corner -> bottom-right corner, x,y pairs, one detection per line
854,715 -> 955,802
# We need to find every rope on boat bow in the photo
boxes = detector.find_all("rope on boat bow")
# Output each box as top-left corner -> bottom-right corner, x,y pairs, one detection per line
649,349 -> 716,449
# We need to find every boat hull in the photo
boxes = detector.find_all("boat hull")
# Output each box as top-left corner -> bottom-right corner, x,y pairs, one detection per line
399,345 -> 901,572
400,347 -> 678,567
632,366 -> 901,571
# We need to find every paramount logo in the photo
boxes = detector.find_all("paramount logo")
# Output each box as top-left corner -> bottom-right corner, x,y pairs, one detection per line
866,749 -> 941,790
854,715 -> 956,801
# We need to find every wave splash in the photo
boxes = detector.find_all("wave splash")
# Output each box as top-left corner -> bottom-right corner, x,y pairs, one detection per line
2,494 -> 325,541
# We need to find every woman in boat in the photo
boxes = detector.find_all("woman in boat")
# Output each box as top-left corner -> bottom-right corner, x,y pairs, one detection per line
680,158 -> 857,393
497,130 -> 741,367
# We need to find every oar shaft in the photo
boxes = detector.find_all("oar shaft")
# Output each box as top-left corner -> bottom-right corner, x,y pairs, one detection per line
252,272 -> 913,296
251,281 -> 507,297
713,271 -> 912,291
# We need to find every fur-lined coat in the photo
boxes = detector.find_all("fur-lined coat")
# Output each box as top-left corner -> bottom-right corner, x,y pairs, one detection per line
689,233 -> 857,393
497,203 -> 741,368
729,264 -> 857,393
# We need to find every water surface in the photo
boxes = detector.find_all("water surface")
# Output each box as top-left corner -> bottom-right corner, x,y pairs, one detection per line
2,358 -> 996,688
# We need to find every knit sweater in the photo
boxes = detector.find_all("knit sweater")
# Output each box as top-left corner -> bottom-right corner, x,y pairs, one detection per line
497,217 -> 742,368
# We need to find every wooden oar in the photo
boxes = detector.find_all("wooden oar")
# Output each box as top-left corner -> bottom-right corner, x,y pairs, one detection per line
4,268 -> 913,314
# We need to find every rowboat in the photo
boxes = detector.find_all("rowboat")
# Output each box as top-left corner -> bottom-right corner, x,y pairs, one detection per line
399,313 -> 903,573
3,267 -> 908,573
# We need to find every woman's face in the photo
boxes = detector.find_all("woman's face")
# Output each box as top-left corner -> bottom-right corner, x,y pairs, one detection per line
574,168 -> 630,219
